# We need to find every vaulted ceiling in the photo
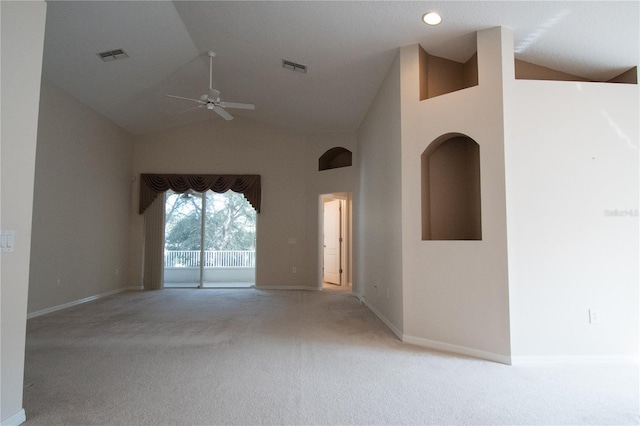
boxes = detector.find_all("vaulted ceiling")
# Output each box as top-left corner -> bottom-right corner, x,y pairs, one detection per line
42,1 -> 639,135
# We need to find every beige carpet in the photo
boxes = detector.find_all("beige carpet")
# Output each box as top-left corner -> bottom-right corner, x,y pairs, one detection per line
24,288 -> 639,425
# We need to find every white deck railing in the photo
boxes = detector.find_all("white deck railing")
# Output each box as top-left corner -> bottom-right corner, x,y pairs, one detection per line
164,250 -> 255,268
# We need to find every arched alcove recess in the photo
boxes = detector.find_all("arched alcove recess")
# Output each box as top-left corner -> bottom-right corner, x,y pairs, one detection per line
422,134 -> 482,240
319,147 -> 352,171
419,45 -> 478,100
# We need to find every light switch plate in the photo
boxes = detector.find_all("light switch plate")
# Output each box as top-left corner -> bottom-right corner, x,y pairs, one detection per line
1,230 -> 16,252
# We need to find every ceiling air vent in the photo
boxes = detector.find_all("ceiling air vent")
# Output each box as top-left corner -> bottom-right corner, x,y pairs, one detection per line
97,49 -> 129,62
282,59 -> 307,73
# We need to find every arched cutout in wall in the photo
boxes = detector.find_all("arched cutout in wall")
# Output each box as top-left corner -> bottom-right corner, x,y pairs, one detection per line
319,147 -> 352,171
422,134 -> 482,240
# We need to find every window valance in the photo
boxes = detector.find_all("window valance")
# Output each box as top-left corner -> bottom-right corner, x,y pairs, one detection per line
139,174 -> 261,214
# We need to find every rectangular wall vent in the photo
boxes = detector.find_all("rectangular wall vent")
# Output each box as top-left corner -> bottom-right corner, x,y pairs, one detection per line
282,59 -> 307,73
97,49 -> 129,62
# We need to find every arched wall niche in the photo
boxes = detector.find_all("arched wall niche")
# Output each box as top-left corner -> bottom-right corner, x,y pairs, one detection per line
319,147 -> 352,171
421,133 -> 482,241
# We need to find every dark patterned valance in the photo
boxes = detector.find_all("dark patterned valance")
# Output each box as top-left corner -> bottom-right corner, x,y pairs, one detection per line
139,174 -> 261,214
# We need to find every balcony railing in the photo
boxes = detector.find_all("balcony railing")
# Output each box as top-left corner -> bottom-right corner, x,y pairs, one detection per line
164,250 -> 255,268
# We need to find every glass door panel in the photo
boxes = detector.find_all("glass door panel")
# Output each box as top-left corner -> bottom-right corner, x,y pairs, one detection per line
164,190 -> 202,288
202,191 -> 256,288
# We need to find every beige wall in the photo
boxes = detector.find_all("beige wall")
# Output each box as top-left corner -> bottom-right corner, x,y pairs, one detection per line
356,52 -> 404,333
400,28 -> 512,363
28,80 -> 134,314
131,119 -> 357,290
515,59 -> 589,82
0,1 -> 47,423
505,78 -> 639,359
399,27 -> 638,362
608,67 -> 637,84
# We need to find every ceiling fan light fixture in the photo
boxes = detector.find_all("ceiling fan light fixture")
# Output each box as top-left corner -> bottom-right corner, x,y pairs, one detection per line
422,12 -> 442,26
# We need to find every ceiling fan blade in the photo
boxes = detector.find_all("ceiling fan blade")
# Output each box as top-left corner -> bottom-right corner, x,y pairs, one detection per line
213,106 -> 234,121
219,102 -> 255,110
166,94 -> 206,104
178,105 -> 206,114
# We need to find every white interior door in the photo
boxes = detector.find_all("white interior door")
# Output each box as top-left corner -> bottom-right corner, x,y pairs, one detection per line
323,199 -> 341,284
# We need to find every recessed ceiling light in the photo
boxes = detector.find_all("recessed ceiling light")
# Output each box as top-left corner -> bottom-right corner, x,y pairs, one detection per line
422,12 -> 442,26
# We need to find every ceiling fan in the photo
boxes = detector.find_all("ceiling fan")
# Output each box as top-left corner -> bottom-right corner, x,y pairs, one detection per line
166,51 -> 255,121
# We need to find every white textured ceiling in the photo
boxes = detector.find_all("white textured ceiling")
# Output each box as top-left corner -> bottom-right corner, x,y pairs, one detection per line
42,1 -> 639,135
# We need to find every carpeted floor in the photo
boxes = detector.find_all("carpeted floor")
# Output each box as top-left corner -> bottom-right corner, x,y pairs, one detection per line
24,288 -> 639,425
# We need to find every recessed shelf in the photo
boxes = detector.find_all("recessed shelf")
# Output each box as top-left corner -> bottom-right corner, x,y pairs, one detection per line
422,134 -> 482,241
419,45 -> 478,100
319,147 -> 352,171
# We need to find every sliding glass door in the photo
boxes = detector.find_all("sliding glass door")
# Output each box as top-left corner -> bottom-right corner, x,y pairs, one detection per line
201,191 -> 256,288
163,190 -> 256,288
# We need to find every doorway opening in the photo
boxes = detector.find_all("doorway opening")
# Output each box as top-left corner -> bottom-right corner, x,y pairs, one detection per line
320,193 -> 352,291
163,189 -> 256,288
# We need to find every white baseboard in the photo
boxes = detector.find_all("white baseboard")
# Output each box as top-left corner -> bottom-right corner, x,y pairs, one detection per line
511,355 -> 639,365
254,285 -> 319,291
27,287 -> 137,319
1,409 -> 26,426
122,286 -> 144,291
402,334 -> 512,365
357,295 -> 403,340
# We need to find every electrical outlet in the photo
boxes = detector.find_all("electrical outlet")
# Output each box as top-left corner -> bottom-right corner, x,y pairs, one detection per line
589,309 -> 600,324
292,266 -> 297,273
